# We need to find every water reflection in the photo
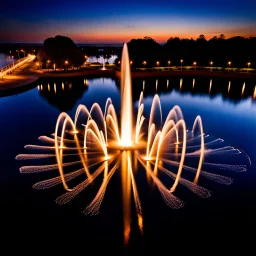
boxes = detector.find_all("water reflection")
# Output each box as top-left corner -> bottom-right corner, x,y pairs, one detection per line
38,77 -> 88,111
132,77 -> 256,104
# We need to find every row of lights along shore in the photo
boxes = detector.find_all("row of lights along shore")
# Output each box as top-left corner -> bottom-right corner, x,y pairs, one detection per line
35,56 -> 252,71
117,60 -> 252,69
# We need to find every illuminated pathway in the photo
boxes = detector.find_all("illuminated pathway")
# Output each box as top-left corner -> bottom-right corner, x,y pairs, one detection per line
0,55 -> 39,91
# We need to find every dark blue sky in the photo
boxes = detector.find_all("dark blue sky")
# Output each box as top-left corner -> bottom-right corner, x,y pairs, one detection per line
1,0 -> 255,43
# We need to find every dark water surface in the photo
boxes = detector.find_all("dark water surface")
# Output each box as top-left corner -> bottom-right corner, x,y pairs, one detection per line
0,76 -> 256,255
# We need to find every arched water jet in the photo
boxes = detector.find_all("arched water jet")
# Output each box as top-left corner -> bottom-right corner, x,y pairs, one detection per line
170,119 -> 187,192
149,94 -> 162,130
241,82 -> 245,96
192,116 -> 205,184
209,79 -> 212,93
55,113 -> 77,191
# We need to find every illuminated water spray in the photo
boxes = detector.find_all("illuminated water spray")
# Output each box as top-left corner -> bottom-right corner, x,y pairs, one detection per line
209,79 -> 212,93
17,43 -> 250,245
120,44 -> 133,146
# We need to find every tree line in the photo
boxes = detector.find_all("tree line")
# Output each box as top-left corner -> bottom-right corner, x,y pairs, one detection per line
121,35 -> 256,68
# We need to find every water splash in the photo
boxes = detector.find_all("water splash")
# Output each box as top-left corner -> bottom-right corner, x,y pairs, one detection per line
17,43 -> 250,245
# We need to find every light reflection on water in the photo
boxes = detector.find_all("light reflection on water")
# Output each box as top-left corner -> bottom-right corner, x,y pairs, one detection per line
0,76 -> 256,252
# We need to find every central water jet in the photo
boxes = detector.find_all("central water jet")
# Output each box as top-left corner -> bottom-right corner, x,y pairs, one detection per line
120,43 -> 133,146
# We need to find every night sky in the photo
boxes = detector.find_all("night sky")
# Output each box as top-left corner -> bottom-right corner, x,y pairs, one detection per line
1,0 -> 255,44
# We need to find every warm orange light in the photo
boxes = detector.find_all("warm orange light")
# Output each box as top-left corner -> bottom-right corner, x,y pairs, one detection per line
168,61 -> 171,64
228,61 -> 231,65
36,62 -> 39,66
16,43 -> 248,241
130,61 -> 133,64
210,61 -> 213,65
248,62 -> 251,66
193,62 -> 197,65
180,59 -> 183,63
118,61 -> 121,64
47,60 -> 50,63
65,60 -> 68,64
143,61 -> 147,65
156,61 -> 159,65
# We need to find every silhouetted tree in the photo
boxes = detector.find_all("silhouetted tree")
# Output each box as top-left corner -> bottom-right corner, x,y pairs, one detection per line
125,35 -> 256,68
37,35 -> 85,69
127,37 -> 161,67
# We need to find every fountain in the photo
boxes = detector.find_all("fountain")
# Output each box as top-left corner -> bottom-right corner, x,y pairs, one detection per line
102,57 -> 106,70
16,43 -> 250,244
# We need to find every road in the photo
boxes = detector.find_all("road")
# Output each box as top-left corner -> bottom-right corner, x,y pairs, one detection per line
0,59 -> 40,91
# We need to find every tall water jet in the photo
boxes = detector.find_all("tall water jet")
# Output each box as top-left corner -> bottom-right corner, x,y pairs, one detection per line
120,43 -> 133,146
102,57 -> 106,70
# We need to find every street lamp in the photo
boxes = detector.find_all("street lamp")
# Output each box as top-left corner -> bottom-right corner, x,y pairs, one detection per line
16,50 -> 20,59
47,60 -> 51,71
20,49 -> 25,58
65,60 -> 69,71
168,60 -> 171,66
193,62 -> 197,70
85,55 -> 88,63
210,61 -> 213,71
247,62 -> 251,72
228,61 -> 231,71
130,61 -> 133,65
156,61 -> 160,66
11,56 -> 14,68
143,61 -> 147,66
180,59 -> 183,70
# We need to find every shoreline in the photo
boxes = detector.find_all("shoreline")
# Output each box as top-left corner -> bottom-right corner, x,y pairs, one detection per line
1,67 -> 256,94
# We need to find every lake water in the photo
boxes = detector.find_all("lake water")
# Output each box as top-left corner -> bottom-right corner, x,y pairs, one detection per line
0,53 -> 16,68
1,75 -> 256,254
88,55 -> 117,64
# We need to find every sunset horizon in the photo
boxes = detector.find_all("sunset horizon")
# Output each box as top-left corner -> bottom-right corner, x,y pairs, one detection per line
1,0 -> 255,44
